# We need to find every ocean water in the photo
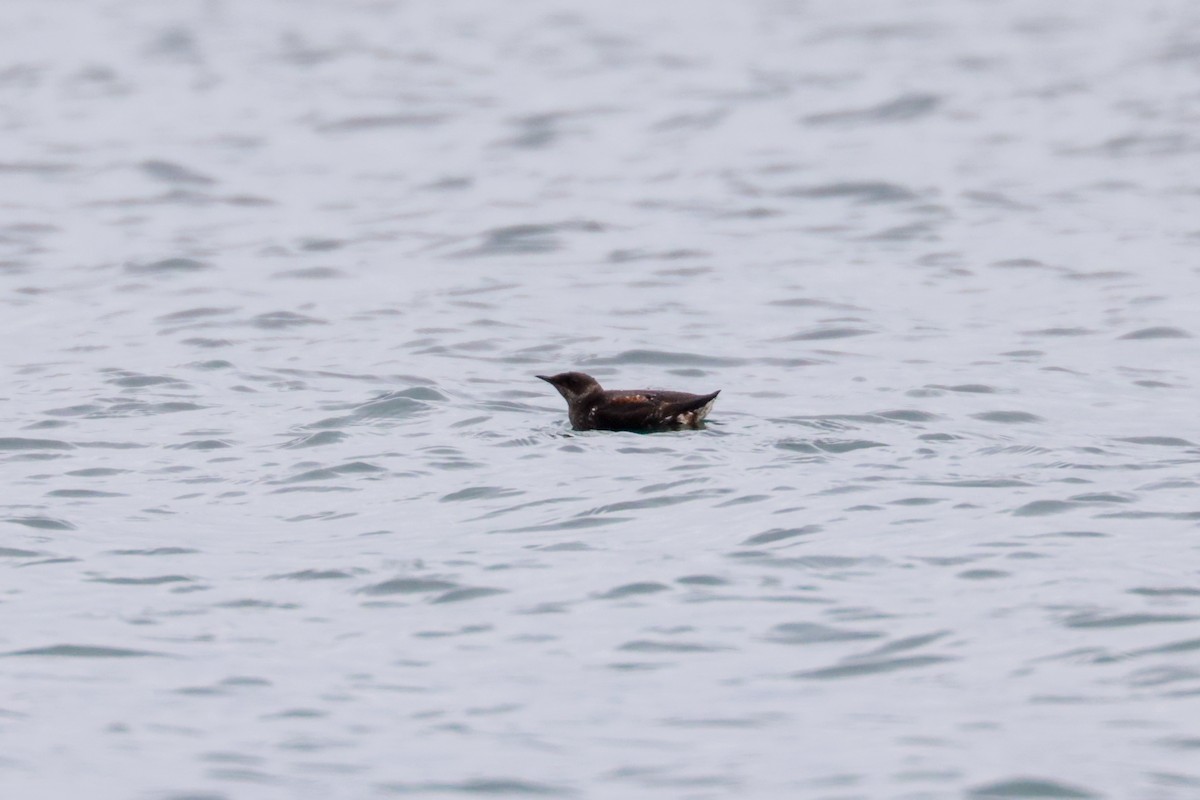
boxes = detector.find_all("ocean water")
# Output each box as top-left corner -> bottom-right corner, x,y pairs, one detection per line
3,1 -> 1200,798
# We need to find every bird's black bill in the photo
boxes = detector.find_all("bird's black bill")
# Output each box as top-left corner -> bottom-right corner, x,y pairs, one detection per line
536,375 -> 553,383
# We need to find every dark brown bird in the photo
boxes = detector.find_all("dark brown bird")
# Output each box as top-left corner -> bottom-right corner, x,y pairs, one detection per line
537,371 -> 719,432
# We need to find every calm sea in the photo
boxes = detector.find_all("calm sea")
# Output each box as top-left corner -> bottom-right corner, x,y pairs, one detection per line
3,1 -> 1199,798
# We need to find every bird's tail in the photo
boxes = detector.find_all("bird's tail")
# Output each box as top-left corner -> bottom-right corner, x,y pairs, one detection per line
664,390 -> 720,417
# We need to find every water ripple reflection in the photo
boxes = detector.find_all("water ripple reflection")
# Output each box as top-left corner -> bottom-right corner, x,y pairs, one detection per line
2,0 -> 1199,798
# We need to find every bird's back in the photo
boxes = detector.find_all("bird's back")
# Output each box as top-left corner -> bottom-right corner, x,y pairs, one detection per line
587,388 -> 720,431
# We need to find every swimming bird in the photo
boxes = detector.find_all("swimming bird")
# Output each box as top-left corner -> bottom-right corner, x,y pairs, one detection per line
537,371 -> 719,432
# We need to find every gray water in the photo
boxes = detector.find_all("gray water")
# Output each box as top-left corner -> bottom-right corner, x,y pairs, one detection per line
3,1 -> 1200,798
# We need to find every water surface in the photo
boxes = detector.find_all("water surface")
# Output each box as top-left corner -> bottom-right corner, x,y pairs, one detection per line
2,1 -> 1200,798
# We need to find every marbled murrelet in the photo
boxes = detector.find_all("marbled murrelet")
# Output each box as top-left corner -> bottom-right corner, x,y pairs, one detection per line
537,372 -> 719,432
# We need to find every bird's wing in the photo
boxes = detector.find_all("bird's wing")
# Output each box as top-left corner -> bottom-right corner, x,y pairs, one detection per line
590,394 -> 665,431
592,390 -> 720,430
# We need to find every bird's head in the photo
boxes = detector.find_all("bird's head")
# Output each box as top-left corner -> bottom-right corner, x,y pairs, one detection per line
536,371 -> 603,403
